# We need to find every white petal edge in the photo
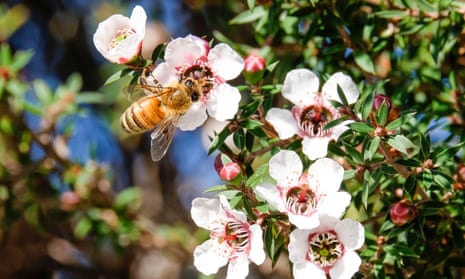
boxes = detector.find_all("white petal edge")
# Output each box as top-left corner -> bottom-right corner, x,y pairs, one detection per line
288,229 -> 311,264
249,224 -> 266,265
309,157 -> 344,193
206,84 -> 241,121
335,218 -> 365,250
322,72 -> 360,105
254,182 -> 286,212
265,108 -> 299,139
209,43 -> 244,81
193,239 -> 229,275
227,255 -> 249,279
165,37 -> 203,66
329,250 -> 362,279
289,213 -> 320,230
318,192 -> 351,218
151,62 -> 177,85
293,261 -> 326,279
269,150 -> 302,187
190,197 -> 223,229
177,102 -> 208,131
302,136 -> 331,160
130,5 -> 147,36
282,69 -> 320,105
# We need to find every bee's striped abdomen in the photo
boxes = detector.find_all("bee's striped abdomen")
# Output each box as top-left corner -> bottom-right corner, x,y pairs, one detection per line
120,95 -> 166,133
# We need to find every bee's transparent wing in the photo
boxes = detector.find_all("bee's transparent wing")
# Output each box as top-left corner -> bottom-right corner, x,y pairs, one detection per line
150,115 -> 180,162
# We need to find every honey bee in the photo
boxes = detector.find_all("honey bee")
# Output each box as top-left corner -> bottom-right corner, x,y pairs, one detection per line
120,71 -> 212,161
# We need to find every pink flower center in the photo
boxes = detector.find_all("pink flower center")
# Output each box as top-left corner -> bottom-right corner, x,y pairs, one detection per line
221,221 -> 250,259
286,186 -> 318,215
293,93 -> 340,138
307,230 -> 344,272
108,28 -> 136,50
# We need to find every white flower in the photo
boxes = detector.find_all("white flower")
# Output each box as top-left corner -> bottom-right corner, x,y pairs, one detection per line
93,5 -> 147,64
255,150 -> 351,229
191,195 -> 265,279
152,35 -> 244,131
266,69 -> 359,160
288,215 -> 365,279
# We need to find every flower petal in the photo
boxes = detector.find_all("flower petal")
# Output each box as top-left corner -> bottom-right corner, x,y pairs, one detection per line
282,69 -> 320,105
151,62 -> 177,85
321,72 -> 359,105
309,158 -> 344,193
193,239 -> 229,275
248,224 -> 266,265
318,192 -> 351,218
289,213 -> 320,229
227,255 -> 249,279
329,250 -> 362,279
288,229 -> 311,263
190,197 -> 223,229
265,108 -> 299,139
269,150 -> 302,187
293,262 -> 326,279
130,5 -> 147,36
255,182 -> 286,212
177,102 -> 208,131
165,37 -> 202,66
206,84 -> 241,121
208,43 -> 244,81
302,136 -> 331,160
335,218 -> 365,250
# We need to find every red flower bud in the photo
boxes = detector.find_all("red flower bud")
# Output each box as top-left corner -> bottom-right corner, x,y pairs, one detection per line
244,54 -> 266,72
214,154 -> 241,181
389,199 -> 417,226
373,94 -> 391,110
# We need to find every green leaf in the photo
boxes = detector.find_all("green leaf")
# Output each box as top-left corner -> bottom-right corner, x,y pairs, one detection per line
242,119 -> 263,130
364,136 -> 380,161
387,135 -> 416,155
208,127 -> 231,154
74,217 -> 92,239
375,10 -> 408,18
375,101 -> 389,126
246,163 -> 268,188
76,92 -> 105,105
104,68 -> 133,85
233,128 -> 245,150
229,6 -> 267,25
349,122 -> 375,134
247,0 -> 256,9
10,49 -> 33,72
354,52 -> 375,74
33,80 -> 53,105
151,43 -> 166,62
115,187 -> 140,211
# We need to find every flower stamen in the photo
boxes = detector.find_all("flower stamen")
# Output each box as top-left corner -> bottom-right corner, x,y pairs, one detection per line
286,187 -> 318,215
307,231 -> 344,271
299,105 -> 332,137
108,28 -> 136,50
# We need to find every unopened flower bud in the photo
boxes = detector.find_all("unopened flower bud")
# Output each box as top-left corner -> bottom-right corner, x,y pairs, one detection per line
60,191 -> 80,210
244,54 -> 266,72
389,199 -> 417,226
214,154 -> 241,181
373,94 -> 391,110
243,53 -> 266,84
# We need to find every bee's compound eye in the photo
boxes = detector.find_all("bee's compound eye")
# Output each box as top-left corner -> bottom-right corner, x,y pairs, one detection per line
191,92 -> 199,102
185,79 -> 194,88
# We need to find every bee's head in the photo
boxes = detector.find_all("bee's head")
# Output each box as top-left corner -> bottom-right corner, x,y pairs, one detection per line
184,78 -> 201,102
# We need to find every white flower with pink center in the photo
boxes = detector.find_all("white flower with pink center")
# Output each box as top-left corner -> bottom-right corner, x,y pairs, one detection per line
93,5 -> 147,64
255,150 -> 351,229
151,35 -> 244,131
191,195 -> 265,279
289,215 -> 364,279
266,69 -> 359,160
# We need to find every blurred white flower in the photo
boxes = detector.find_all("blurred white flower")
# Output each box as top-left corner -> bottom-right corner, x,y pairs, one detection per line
266,69 -> 359,160
93,5 -> 147,64
255,150 -> 351,229
152,35 -> 244,130
289,215 -> 365,279
191,195 -> 265,279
